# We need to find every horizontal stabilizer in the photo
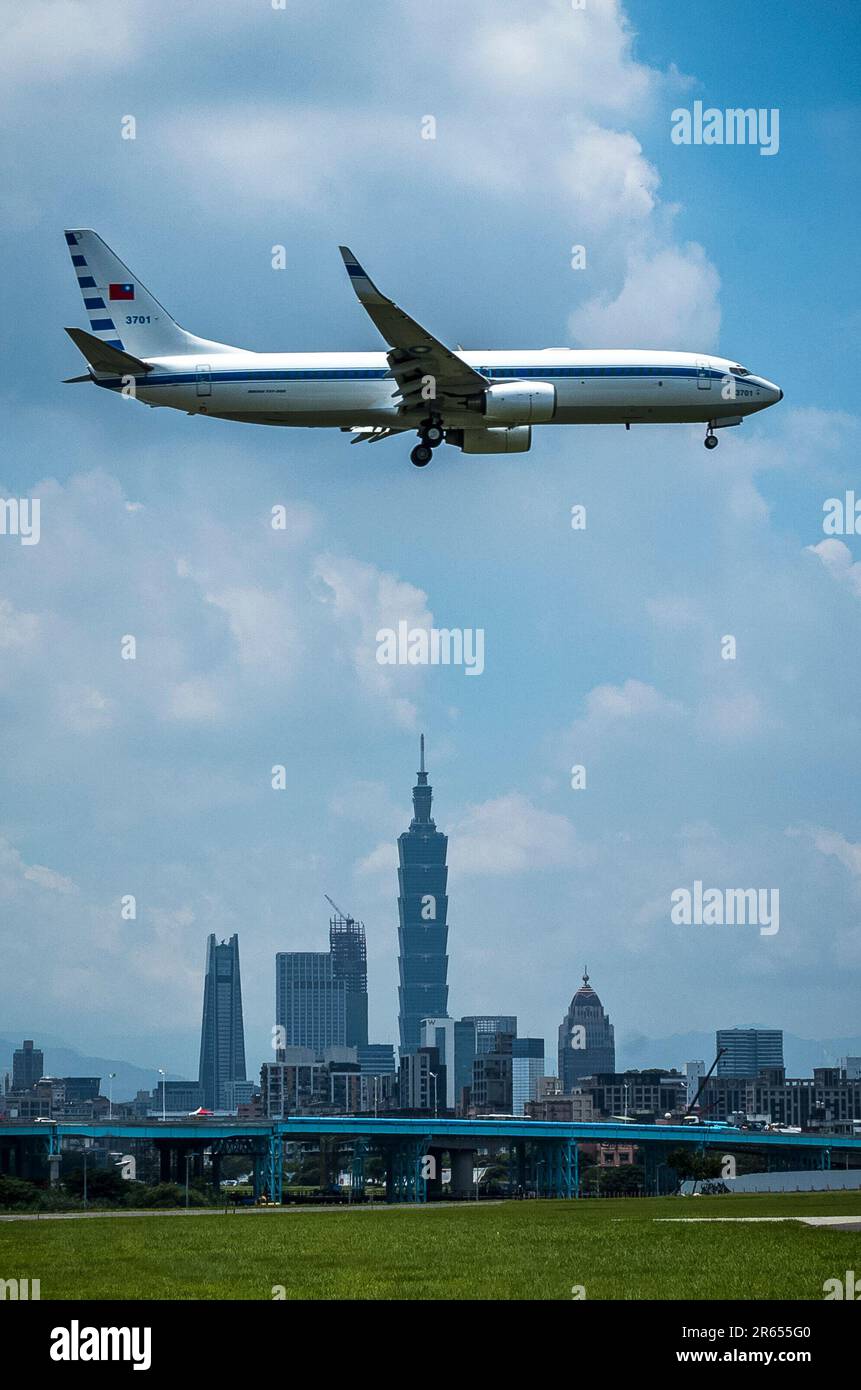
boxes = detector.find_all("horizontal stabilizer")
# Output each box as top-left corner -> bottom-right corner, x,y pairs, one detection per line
64,327 -> 152,376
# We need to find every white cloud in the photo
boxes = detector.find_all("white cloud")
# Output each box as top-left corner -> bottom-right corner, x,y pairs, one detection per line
313,553 -> 434,728
805,539 -> 861,598
0,836 -> 78,898
0,1 -> 141,83
167,678 -> 222,722
448,793 -> 592,876
204,585 -> 296,670
0,596 -> 39,650
697,690 -> 766,741
58,684 -> 113,733
557,126 -> 659,226
583,678 -> 684,723
569,243 -> 721,349
799,825 -> 861,877
460,0 -> 658,115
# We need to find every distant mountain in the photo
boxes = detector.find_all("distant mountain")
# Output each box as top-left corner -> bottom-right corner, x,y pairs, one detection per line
618,1031 -> 861,1077
0,1036 -> 188,1102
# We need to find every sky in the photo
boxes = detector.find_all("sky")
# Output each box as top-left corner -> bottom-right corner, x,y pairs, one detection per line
1,0 -> 860,1084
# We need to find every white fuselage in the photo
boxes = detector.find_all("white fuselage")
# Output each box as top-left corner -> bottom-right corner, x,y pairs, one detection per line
100,348 -> 782,429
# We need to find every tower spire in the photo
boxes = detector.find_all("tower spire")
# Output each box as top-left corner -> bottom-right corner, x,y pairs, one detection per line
411,734 -> 433,823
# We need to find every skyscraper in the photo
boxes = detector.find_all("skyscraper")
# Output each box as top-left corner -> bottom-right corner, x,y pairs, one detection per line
512,1038 -> 545,1116
12,1040 -> 43,1092
557,969 -> 615,1092
397,736 -> 449,1054
716,1028 -> 784,1078
329,909 -> 368,1048
198,934 -> 246,1111
275,952 -> 346,1052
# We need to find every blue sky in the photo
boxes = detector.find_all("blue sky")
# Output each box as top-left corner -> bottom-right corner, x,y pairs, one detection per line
1,0 -> 859,1082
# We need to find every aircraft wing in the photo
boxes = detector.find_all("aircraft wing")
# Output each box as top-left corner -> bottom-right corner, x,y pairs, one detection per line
339,247 -> 488,411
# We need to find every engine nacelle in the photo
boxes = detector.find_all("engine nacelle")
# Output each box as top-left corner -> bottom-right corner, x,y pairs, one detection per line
452,426 -> 532,454
468,381 -> 556,424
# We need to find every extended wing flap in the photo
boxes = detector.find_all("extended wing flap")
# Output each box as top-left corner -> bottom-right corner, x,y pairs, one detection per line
338,247 -> 487,410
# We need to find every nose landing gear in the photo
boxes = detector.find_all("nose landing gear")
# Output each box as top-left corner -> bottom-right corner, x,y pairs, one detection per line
704,428 -> 719,450
411,414 -> 445,466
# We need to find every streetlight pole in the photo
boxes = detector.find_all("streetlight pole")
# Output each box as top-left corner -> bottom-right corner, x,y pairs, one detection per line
429,1072 -> 438,1118
158,1069 -> 166,1122
82,1146 -> 88,1209
109,1073 -> 116,1123
185,1153 -> 191,1209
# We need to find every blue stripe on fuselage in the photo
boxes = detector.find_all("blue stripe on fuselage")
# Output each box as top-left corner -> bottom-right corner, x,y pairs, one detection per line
95,365 -> 729,389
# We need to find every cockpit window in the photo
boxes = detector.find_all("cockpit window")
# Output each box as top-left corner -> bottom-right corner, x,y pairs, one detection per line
732,365 -> 750,375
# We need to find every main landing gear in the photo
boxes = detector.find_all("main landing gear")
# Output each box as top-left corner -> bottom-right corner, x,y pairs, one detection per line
411,415 -> 445,467
704,427 -> 719,450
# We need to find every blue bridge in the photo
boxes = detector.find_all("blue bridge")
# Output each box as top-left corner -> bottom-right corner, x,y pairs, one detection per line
2,1117 -> 859,1203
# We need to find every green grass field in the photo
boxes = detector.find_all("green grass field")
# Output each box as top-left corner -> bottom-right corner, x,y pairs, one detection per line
2,1192 -> 860,1300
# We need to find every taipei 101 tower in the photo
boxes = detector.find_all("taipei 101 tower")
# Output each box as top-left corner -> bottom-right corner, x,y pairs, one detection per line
396,736 -> 450,1054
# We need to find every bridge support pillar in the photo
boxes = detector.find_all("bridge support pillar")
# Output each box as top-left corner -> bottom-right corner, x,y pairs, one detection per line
350,1138 -> 367,1200
451,1148 -> 475,1199
265,1132 -> 282,1204
425,1147 -> 444,1201
384,1139 -> 431,1204
158,1143 -> 171,1183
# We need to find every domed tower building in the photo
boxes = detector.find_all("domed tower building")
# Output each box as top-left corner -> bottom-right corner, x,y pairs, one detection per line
557,969 -> 616,1092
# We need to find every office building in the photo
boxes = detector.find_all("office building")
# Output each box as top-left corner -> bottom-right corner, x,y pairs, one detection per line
558,970 -> 615,1091
700,1066 -> 861,1130
276,952 -> 346,1052
512,1038 -> 545,1115
198,934 -> 247,1111
581,1070 -> 687,1120
685,1060 -> 706,1106
420,1018 -> 457,1109
12,1040 -> 43,1092
357,1044 -> 396,1077
716,1029 -> 784,1078
397,736 -> 450,1054
152,1079 -> 204,1114
462,1016 -> 518,1055
471,1049 -> 513,1114
526,1091 -> 595,1122
399,1046 -> 445,1114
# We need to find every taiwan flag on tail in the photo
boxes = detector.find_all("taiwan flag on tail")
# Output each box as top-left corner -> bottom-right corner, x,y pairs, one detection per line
109,283 -> 134,301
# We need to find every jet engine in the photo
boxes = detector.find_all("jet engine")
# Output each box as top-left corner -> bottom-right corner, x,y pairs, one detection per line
450,426 -> 532,454
467,381 -> 556,424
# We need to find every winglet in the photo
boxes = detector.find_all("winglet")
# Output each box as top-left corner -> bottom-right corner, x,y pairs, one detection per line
338,246 -> 388,305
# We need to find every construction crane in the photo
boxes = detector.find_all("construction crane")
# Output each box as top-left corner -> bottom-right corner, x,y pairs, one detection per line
324,894 -> 354,925
686,1047 -> 728,1114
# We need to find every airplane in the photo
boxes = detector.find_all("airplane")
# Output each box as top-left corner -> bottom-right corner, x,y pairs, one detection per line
62,230 -> 783,467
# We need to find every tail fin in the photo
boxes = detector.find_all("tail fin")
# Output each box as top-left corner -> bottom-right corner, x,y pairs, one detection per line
63,230 -> 237,359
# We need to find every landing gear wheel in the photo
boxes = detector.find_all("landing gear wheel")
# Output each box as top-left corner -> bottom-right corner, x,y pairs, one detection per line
704,432 -> 719,450
411,444 -> 433,467
424,424 -> 444,447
